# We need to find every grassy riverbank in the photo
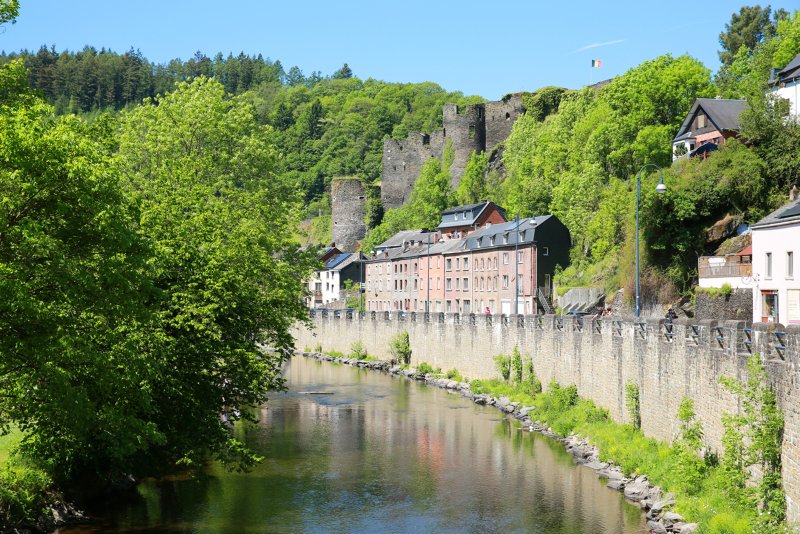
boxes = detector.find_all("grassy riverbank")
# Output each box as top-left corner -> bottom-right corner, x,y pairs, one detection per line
0,428 -> 60,528
466,376 -> 783,534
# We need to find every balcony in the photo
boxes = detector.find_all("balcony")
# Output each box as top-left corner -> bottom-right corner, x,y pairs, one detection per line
698,255 -> 752,279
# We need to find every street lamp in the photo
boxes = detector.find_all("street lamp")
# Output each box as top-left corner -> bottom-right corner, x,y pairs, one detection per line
635,164 -> 667,318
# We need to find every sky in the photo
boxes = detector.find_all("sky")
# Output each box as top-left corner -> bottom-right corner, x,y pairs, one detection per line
3,1 -> 799,100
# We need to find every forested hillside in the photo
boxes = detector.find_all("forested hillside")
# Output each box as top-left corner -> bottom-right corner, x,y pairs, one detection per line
6,7 -> 800,301
364,6 -> 800,305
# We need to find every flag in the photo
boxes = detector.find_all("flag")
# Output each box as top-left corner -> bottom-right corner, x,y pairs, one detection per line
591,59 -> 603,68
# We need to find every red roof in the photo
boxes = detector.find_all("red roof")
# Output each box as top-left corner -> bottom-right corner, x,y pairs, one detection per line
737,245 -> 752,256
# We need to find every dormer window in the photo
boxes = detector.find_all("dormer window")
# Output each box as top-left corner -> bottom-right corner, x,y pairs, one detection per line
490,236 -> 495,246
503,233 -> 509,245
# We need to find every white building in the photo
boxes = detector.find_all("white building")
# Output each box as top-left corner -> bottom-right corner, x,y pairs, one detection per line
305,252 -> 364,308
751,195 -> 800,324
770,52 -> 800,119
697,246 -> 752,289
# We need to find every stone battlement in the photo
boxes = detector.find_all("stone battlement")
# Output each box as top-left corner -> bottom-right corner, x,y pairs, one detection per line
381,95 -> 524,210
294,311 -> 800,521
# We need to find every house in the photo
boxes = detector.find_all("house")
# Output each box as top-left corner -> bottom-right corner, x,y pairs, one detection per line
463,216 -> 569,315
437,201 -> 507,237
697,244 -> 752,289
305,252 -> 365,308
751,194 -> 800,324
672,98 -> 747,160
770,52 -> 800,119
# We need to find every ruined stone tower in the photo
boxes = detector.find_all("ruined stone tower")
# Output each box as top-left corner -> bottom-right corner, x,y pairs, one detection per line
331,177 -> 366,252
381,94 -> 525,211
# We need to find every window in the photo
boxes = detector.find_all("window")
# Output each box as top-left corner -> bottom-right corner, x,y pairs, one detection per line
698,114 -> 706,128
456,278 -> 460,290
490,236 -> 496,246
446,258 -> 452,271
437,257 -> 441,268
762,290 -> 778,322
414,279 -> 418,290
437,278 -> 441,290
518,251 -> 524,264
480,277 -> 484,290
502,275 -> 508,289
469,125 -> 475,139
463,278 -> 469,290
463,300 -> 471,313
456,258 -> 460,270
474,277 -> 478,290
542,247 -> 549,256
503,252 -> 509,265
474,259 -> 478,270
788,251 -> 794,278
463,256 -> 469,270
446,278 -> 452,290
428,277 -> 432,289
493,258 -> 498,270
481,259 -> 485,270
766,252 -> 773,279
503,234 -> 509,245
446,300 -> 452,312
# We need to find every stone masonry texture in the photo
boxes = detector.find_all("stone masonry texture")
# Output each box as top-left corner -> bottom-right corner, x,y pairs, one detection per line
381,95 -> 524,211
293,312 -> 800,522
331,177 -> 366,252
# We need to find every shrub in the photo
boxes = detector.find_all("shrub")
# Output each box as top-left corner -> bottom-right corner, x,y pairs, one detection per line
446,368 -> 463,381
313,342 -> 322,353
350,340 -> 367,360
493,354 -> 511,381
389,331 -> 411,365
510,346 -> 523,383
417,362 -> 435,375
625,382 -> 641,430
0,465 -> 56,527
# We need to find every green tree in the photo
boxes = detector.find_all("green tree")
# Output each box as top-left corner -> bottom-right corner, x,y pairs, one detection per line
455,151 -> 489,205
0,0 -> 18,24
116,77 -> 316,471
332,63 -> 353,79
0,60 -> 156,480
718,5 -> 787,66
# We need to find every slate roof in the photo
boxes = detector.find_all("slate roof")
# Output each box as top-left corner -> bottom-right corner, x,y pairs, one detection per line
374,229 -> 428,249
752,196 -> 800,229
771,52 -> 800,85
673,98 -> 747,142
438,201 -> 506,230
465,216 -> 552,251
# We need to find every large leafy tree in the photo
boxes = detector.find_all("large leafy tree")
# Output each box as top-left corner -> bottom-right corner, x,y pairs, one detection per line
718,5 -> 788,66
0,59 -> 157,480
116,77 -> 316,469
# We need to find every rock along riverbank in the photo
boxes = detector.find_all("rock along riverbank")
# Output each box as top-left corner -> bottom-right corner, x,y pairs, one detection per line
298,351 -> 698,534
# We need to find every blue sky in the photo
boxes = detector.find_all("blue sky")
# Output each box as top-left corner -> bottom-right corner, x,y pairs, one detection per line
3,1 -> 798,100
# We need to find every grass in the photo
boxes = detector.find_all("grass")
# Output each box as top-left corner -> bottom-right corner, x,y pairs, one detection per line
0,428 -> 23,464
463,376 -> 782,533
0,428 -> 59,529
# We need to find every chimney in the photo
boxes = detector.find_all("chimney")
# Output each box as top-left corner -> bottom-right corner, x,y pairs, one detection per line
791,185 -> 799,202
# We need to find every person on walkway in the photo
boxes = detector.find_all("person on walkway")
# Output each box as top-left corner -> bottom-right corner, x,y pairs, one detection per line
484,307 -> 491,316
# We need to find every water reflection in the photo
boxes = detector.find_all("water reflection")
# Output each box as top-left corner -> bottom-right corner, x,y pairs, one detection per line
61,357 -> 644,533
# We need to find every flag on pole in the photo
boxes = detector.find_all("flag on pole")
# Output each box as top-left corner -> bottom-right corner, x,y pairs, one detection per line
591,59 -> 603,68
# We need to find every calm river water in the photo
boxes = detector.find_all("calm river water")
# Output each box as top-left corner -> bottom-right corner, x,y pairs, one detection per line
62,356 -> 645,533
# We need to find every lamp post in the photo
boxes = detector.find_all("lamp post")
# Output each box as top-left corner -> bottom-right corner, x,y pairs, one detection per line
635,164 -> 668,318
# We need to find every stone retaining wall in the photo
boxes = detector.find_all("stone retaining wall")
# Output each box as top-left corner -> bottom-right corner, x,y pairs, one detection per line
293,311 -> 800,522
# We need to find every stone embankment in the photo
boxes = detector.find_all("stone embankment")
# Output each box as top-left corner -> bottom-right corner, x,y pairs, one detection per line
299,350 -> 698,534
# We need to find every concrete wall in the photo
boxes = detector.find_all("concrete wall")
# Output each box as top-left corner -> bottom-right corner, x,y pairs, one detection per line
331,177 -> 366,252
294,311 -> 800,522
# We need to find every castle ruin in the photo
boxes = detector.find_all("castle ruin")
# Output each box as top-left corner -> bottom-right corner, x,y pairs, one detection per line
331,177 -> 366,252
381,94 -> 525,210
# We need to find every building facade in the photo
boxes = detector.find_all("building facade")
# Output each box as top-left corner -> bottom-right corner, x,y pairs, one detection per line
751,196 -> 800,324
363,210 -> 570,315
771,52 -> 800,119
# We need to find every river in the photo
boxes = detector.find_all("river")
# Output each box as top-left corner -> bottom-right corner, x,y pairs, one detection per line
61,356 -> 645,533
